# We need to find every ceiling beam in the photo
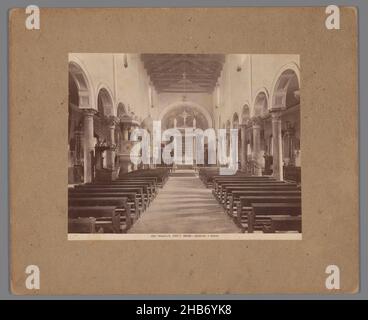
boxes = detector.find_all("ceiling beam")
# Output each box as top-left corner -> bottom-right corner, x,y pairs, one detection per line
141,54 -> 225,92
141,54 -> 225,61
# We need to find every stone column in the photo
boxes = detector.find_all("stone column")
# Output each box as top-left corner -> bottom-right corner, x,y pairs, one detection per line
271,111 -> 283,180
106,116 -> 119,169
251,117 -> 262,176
283,121 -> 295,166
74,130 -> 83,165
131,125 -> 138,171
83,109 -> 97,183
240,124 -> 248,172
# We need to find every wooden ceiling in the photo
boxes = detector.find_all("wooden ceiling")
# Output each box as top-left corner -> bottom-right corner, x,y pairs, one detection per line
141,54 -> 225,93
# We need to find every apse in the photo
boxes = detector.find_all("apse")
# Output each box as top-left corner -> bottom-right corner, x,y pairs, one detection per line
161,105 -> 209,130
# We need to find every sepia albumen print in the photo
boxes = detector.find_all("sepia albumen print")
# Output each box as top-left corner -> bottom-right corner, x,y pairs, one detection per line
68,53 -> 301,240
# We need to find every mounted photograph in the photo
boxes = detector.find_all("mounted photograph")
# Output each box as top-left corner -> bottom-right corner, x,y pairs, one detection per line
68,53 -> 301,240
9,6 -> 359,295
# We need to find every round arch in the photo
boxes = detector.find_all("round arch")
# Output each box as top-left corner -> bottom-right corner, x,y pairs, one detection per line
270,62 -> 301,109
68,60 -> 94,109
232,113 -> 239,129
253,88 -> 269,117
141,115 -> 153,133
96,84 -> 114,117
241,104 -> 251,125
117,102 -> 128,117
158,101 -> 213,128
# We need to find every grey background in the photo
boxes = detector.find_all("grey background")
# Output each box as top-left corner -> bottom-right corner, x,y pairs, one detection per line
1,0 -> 366,300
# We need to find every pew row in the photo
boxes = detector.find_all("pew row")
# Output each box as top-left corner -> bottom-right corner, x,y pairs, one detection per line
68,206 -> 122,233
68,168 -> 170,233
199,167 -> 302,234
247,203 -> 302,233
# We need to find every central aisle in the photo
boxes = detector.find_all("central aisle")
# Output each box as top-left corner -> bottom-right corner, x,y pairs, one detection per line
128,170 -> 241,234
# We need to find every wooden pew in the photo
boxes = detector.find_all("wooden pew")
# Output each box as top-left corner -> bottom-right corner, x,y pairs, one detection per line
68,206 -> 121,233
68,217 -> 97,233
201,167 -> 302,234
212,176 -> 272,190
68,168 -> 170,234
212,176 -> 278,184
211,172 -> 267,178
91,183 -> 154,203
220,185 -> 300,207
199,168 -> 255,187
68,197 -> 132,231
90,180 -> 156,193
228,190 -> 301,216
101,181 -> 157,197
247,203 -> 302,233
115,178 -> 158,189
213,177 -> 276,195
69,187 -> 146,211
213,175 -> 272,183
235,196 -> 301,229
115,182 -> 157,199
263,216 -> 302,233
123,169 -> 170,187
213,178 -> 276,199
69,191 -> 141,218
76,184 -> 153,203
217,182 -> 297,203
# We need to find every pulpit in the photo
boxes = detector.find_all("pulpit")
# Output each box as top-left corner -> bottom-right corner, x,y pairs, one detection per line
94,141 -> 119,181
117,116 -> 140,176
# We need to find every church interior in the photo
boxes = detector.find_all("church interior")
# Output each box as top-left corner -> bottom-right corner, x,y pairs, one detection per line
68,53 -> 301,235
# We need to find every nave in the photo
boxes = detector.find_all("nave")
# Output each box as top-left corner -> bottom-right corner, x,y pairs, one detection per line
128,169 -> 240,234
68,166 -> 301,235
68,53 -> 302,236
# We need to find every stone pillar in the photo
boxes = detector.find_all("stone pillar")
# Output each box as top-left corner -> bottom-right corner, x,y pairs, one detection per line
74,130 -> 83,165
83,109 -> 97,183
251,117 -> 262,176
106,116 -> 119,170
283,121 -> 295,166
131,125 -> 138,171
240,124 -> 248,172
271,111 -> 283,180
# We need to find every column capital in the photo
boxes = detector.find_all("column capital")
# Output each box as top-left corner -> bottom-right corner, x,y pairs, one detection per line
82,108 -> 98,117
270,110 -> 282,121
74,130 -> 83,136
270,106 -> 283,113
239,119 -> 252,129
285,121 -> 295,134
251,116 -> 262,127
107,116 -> 120,127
